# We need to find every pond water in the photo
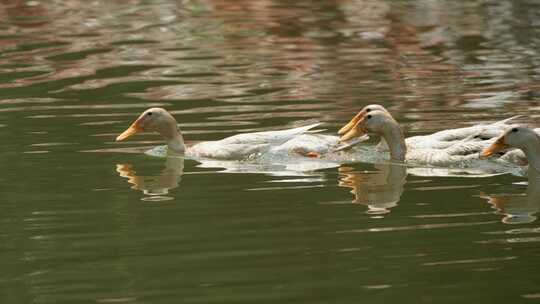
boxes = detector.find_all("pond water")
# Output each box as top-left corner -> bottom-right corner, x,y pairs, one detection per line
1,0 -> 540,303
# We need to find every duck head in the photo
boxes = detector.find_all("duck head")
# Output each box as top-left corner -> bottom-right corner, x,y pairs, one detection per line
481,126 -> 540,172
116,108 -> 179,141
479,129 -> 513,159
339,109 -> 406,161
116,108 -> 186,153
339,109 -> 395,142
338,104 -> 389,135
480,126 -> 537,158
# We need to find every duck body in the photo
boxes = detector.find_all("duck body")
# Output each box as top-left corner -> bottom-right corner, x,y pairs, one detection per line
186,123 -> 331,159
404,118 -> 519,150
185,141 -> 269,160
269,133 -> 341,155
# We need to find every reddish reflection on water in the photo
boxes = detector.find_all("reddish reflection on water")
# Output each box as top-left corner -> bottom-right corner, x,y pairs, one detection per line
0,0 -> 538,129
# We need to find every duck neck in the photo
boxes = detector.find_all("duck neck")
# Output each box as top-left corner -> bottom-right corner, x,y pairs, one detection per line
167,133 -> 186,153
162,125 -> 186,154
381,121 -> 407,161
520,137 -> 540,173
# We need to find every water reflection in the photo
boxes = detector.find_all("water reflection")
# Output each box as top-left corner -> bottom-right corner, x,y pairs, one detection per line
115,154 -> 340,199
2,0 -> 540,302
482,170 -> 540,224
116,157 -> 184,201
338,163 -> 407,215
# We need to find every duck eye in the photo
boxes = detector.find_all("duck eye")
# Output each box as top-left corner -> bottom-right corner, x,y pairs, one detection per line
367,114 -> 372,119
366,108 -> 371,112
147,112 -> 153,116
511,128 -> 518,133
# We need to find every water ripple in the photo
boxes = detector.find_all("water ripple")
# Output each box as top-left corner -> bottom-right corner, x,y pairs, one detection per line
477,237 -> 540,244
485,227 -> 540,235
0,102 -> 171,113
2,1 -> 540,303
336,221 -> 497,234
423,256 -> 517,266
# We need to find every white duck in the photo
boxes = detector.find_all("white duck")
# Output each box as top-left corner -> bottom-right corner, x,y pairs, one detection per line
338,104 -> 521,150
115,108 -> 366,160
480,127 -> 540,223
337,109 -> 508,167
481,126 -> 540,173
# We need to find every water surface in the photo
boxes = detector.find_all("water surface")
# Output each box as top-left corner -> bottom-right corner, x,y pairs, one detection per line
1,1 -> 540,303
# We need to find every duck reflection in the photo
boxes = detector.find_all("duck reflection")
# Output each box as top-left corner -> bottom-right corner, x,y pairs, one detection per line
482,170 -> 540,224
115,155 -> 337,200
338,163 -> 407,215
116,157 -> 184,201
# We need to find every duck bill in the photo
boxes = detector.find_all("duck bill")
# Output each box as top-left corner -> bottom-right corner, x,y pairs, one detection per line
338,110 -> 367,135
480,137 -> 508,159
340,117 -> 367,142
116,120 -> 143,141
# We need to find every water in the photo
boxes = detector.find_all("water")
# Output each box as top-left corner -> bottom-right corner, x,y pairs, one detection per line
1,0 -> 540,303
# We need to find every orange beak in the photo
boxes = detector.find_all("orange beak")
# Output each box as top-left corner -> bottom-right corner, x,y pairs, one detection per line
340,116 -> 367,142
116,119 -> 143,141
338,110 -> 367,135
480,136 -> 509,159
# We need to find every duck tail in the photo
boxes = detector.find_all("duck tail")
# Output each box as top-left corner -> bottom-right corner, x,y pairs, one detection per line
305,128 -> 327,134
496,115 -> 524,125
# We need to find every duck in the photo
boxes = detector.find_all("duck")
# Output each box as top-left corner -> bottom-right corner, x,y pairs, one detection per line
115,108 -> 367,160
338,104 -> 521,150
480,126 -> 540,222
337,109 -> 510,167
481,126 -> 540,173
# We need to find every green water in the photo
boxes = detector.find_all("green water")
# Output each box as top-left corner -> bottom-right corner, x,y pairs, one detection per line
1,1 -> 540,303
